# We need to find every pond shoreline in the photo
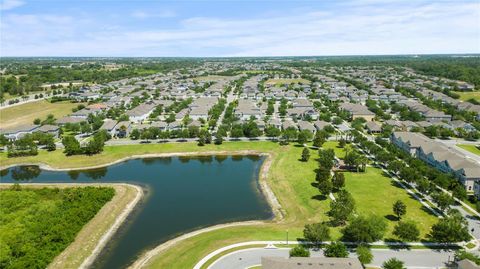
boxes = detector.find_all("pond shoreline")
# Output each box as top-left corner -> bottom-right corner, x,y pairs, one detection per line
1,150 -> 283,269
128,151 -> 283,269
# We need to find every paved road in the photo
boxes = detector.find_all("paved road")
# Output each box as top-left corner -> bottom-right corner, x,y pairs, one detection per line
452,204 -> 480,240
209,247 -> 455,269
104,136 -> 339,146
436,138 -> 480,146
0,93 -> 66,109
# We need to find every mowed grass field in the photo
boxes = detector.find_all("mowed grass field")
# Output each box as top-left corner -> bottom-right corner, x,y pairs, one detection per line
0,100 -> 78,129
0,141 -> 439,269
344,168 -> 437,239
458,144 -> 480,156
453,91 -> 480,102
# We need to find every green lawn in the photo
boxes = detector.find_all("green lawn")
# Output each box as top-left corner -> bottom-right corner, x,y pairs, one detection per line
344,168 -> 437,239
0,100 -> 80,129
0,141 -> 440,268
458,144 -> 480,156
452,91 -> 480,102
322,141 -> 347,159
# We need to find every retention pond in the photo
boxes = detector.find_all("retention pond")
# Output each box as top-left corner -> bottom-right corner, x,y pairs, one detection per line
0,155 -> 272,268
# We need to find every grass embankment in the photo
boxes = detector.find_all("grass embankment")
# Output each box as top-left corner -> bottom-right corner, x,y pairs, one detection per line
0,185 -> 115,269
49,184 -> 139,269
0,100 -> 79,129
452,91 -> 480,102
0,141 -> 439,269
458,144 -> 480,156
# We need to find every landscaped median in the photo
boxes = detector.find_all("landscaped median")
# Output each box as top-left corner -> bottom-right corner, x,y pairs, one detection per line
0,183 -> 143,269
0,141 -> 451,269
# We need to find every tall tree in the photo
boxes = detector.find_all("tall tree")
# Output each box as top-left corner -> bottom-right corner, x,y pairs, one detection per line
393,221 -> 420,242
430,210 -> 470,243
342,215 -> 387,243
301,148 -> 311,162
332,172 -> 345,190
329,190 -> 355,225
303,222 -> 331,246
392,200 -> 407,220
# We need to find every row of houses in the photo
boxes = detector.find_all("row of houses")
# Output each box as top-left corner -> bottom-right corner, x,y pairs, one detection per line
391,132 -> 480,194
397,100 -> 452,122
0,124 -> 60,141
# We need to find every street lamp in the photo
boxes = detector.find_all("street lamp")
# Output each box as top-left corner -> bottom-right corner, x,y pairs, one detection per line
286,229 -> 289,246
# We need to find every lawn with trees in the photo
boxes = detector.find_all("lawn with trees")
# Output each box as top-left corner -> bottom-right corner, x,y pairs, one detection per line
0,185 -> 115,269
343,167 -> 438,239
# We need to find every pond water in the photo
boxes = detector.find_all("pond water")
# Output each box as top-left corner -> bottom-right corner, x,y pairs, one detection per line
0,155 -> 272,269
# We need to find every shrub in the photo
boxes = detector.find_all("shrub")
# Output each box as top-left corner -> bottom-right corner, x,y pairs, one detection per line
289,245 -> 310,257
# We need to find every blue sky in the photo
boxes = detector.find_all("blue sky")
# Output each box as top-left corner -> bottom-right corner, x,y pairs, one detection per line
0,0 -> 479,57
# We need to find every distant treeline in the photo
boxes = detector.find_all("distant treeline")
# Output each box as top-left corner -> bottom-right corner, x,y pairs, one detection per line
0,59 -> 200,97
284,55 -> 480,88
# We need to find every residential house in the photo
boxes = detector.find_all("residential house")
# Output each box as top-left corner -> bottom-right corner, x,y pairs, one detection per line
365,121 -> 382,134
391,132 -> 480,191
0,124 -> 39,141
235,99 -> 262,120
115,121 -> 131,138
339,103 -> 375,121
37,124 -> 60,138
56,116 -> 86,125
126,103 -> 156,123
312,120 -> 329,131
297,121 -> 316,133
261,257 -> 363,269
100,119 -> 118,137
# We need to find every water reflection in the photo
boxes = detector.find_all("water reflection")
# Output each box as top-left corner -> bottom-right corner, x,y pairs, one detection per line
10,166 -> 41,181
0,168 -> 9,177
68,170 -> 80,180
231,155 -> 244,162
214,155 -> 228,163
82,167 -> 108,180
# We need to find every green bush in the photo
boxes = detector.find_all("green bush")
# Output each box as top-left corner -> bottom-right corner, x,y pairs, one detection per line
0,186 -> 115,269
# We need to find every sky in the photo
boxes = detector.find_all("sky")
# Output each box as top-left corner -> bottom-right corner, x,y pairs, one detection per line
0,0 -> 479,57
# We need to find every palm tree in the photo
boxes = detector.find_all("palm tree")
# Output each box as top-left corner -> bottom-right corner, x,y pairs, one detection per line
358,155 -> 368,172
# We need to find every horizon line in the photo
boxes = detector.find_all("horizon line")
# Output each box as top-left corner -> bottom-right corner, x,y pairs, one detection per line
1,53 -> 480,59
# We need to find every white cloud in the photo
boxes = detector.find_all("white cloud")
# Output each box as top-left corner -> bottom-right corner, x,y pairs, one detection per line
1,1 -> 479,56
0,0 -> 24,10
131,10 -> 176,19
